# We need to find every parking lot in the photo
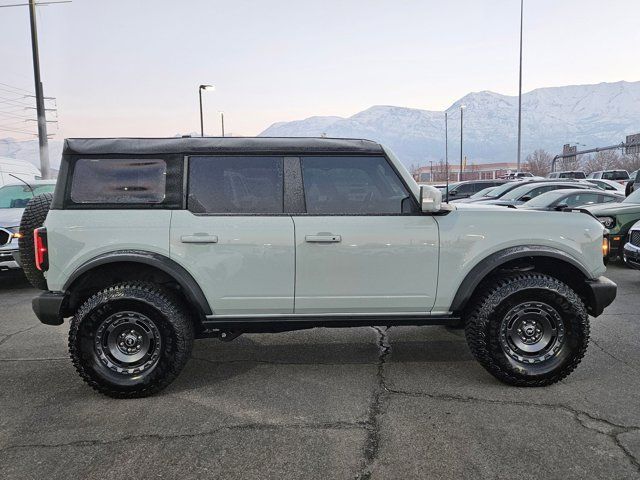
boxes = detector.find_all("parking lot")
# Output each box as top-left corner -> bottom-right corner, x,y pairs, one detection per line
0,265 -> 638,479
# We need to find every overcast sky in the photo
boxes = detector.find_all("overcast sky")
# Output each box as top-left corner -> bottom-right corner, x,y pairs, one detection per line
1,0 -> 639,140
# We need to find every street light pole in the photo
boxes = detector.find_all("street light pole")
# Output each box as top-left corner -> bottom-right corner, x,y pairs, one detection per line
28,0 -> 50,179
198,84 -> 214,137
220,112 -> 225,137
459,106 -> 464,182
516,0 -> 524,172
445,112 -> 449,202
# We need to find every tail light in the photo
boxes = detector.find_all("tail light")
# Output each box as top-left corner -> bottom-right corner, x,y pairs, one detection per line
34,227 -> 49,271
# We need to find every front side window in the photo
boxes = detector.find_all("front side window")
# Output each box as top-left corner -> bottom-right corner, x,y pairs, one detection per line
188,156 -> 283,214
71,158 -> 166,204
301,156 -> 412,214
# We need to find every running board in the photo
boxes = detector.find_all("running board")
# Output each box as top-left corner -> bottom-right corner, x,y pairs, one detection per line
199,314 -> 462,335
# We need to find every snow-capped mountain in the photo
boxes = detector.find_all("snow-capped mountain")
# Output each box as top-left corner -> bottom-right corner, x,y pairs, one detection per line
261,81 -> 640,167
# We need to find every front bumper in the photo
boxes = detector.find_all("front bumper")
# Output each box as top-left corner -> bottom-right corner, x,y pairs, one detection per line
584,276 -> 617,317
0,247 -> 19,270
32,291 -> 66,326
623,241 -> 640,270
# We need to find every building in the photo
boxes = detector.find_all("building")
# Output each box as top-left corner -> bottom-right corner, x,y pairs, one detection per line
414,162 -> 522,183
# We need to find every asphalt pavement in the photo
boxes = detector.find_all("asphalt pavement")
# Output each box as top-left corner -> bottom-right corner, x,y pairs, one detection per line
0,265 -> 638,479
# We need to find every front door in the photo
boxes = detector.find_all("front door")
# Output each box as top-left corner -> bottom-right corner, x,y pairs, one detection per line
293,155 -> 439,314
170,155 -> 295,316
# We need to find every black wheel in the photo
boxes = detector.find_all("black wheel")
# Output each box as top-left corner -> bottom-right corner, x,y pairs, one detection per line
18,192 -> 52,290
465,273 -> 589,386
69,282 -> 194,398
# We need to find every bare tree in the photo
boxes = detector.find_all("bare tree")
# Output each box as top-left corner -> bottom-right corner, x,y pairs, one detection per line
618,152 -> 640,173
525,149 -> 552,176
582,150 -> 620,174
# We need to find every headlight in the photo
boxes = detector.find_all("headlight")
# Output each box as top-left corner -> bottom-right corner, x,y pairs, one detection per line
599,216 -> 616,229
5,226 -> 22,239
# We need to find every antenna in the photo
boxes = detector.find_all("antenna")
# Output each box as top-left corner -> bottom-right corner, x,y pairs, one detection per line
8,173 -> 35,196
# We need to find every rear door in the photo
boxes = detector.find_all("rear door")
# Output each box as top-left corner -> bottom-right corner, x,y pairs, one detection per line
170,156 -> 295,316
292,155 -> 439,314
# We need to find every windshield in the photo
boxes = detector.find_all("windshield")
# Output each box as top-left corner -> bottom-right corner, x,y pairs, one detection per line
521,190 -> 566,207
499,183 -> 538,201
623,189 -> 640,204
0,184 -> 55,208
470,186 -> 496,198
485,181 -> 517,198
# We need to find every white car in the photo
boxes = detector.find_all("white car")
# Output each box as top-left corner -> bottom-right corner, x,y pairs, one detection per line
0,180 -> 56,270
585,178 -> 626,195
623,220 -> 640,270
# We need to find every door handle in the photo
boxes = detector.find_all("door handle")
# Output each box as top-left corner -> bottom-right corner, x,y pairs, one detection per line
180,234 -> 218,244
305,234 -> 341,243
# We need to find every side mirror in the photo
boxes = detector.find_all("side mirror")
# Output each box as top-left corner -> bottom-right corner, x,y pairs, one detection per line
448,190 -> 457,196
420,185 -> 443,213
555,203 -> 568,211
520,195 -> 532,202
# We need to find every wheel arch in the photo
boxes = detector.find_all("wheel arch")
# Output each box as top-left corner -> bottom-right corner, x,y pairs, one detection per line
450,246 -> 594,316
62,250 -> 212,320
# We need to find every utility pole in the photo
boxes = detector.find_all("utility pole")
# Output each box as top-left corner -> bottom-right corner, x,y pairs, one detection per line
0,0 -> 71,179
29,0 -> 49,179
429,160 -> 433,182
516,0 -> 524,172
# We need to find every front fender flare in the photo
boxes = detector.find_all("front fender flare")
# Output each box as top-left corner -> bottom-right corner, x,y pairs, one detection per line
449,245 -> 592,314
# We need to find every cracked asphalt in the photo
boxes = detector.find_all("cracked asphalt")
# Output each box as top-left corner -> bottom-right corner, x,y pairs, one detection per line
0,265 -> 639,479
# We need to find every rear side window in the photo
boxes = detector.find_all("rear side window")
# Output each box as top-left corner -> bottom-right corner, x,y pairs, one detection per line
188,156 -> 283,214
71,158 -> 166,204
300,156 -> 412,214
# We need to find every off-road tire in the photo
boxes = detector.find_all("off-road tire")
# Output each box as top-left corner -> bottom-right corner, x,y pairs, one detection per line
69,282 -> 194,398
465,273 -> 589,387
18,192 -> 53,290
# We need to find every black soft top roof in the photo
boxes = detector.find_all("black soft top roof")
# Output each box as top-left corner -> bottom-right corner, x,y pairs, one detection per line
63,137 -> 384,156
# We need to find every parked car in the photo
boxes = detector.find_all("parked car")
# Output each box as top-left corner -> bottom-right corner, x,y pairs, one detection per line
479,181 -> 593,207
0,157 -> 42,187
586,178 -> 627,195
0,180 -> 56,270
24,137 -> 615,397
585,188 -> 640,259
519,188 -> 621,211
502,171 -> 539,180
625,170 -> 638,196
442,179 -> 507,200
548,171 -> 586,179
588,170 -> 630,184
623,220 -> 640,270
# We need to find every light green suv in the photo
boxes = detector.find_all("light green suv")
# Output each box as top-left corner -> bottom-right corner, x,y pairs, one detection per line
24,137 -> 616,397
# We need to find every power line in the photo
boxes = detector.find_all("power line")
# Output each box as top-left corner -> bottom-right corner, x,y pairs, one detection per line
0,1 -> 71,8
0,125 -> 38,135
0,82 -> 33,94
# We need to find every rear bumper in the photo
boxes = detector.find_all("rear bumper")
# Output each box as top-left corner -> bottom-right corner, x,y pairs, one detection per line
623,242 -> 640,270
584,276 -> 617,317
32,291 -> 66,326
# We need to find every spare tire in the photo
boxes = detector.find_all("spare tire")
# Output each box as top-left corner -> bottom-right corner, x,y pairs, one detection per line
19,193 -> 53,290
